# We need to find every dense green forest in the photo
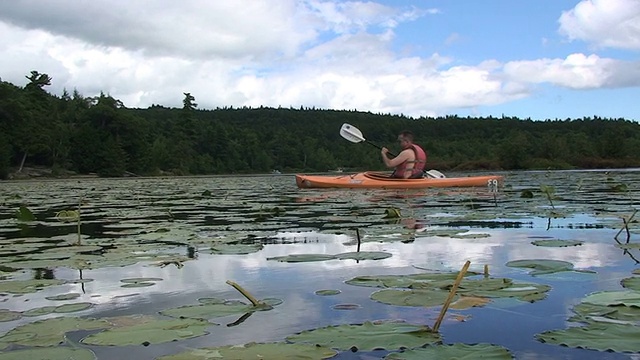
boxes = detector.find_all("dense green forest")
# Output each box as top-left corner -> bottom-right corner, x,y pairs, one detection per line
2,71 -> 640,179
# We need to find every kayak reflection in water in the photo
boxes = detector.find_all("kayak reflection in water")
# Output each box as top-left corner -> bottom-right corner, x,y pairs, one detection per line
380,130 -> 427,179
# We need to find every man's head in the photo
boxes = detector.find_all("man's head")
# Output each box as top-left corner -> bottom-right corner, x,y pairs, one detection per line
397,130 -> 415,149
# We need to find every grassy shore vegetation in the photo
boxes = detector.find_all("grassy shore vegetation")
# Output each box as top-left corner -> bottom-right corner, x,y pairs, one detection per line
2,71 -> 640,179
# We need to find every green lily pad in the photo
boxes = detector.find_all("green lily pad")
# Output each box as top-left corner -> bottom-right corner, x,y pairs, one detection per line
614,243 -> 640,250
384,343 -> 513,359
332,303 -> 361,310
286,320 -> 441,351
210,243 -> 263,255
120,277 -> 163,288
531,239 -> 584,247
570,303 -> 640,324
0,316 -> 111,346
156,342 -> 337,360
335,251 -> 392,261
448,278 -> 552,302
0,309 -> 21,322
371,289 -> 452,307
0,347 -> 96,360
160,298 -> 281,320
45,293 -> 81,301
16,206 -> 36,222
621,277 -> 640,291
197,297 -> 226,304
315,289 -> 341,296
55,302 -> 94,313
345,272 -> 476,289
450,233 -> 491,239
450,296 -> 491,310
505,259 -> 583,276
81,317 -> 210,346
266,254 -> 336,263
582,290 -> 640,307
22,306 -> 58,317
0,279 -> 65,294
536,323 -> 640,352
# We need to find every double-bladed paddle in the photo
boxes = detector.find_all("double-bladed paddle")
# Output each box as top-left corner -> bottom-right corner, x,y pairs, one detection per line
339,123 -> 446,179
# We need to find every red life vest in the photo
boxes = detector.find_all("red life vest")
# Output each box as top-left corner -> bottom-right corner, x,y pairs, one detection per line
392,144 -> 427,178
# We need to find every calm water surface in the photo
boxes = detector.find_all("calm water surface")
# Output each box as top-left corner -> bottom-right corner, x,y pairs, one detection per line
0,169 -> 639,359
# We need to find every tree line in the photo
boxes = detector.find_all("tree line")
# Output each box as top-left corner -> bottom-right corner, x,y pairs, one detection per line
1,71 -> 640,179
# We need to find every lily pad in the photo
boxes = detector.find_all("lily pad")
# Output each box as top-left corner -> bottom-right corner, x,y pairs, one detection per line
81,317 -> 210,346
450,296 -> 491,310
120,277 -> 163,288
315,289 -> 341,296
335,251 -> 392,261
22,306 -> 58,317
450,233 -> 491,239
506,259 -> 585,276
210,243 -> 263,255
286,320 -> 441,351
55,302 -> 94,313
332,303 -> 361,310
266,254 -> 336,263
531,239 -> 583,247
160,298 -> 281,320
371,289 -> 452,307
0,347 -> 96,360
570,303 -> 640,324
0,309 -> 21,322
45,293 -> 81,301
384,343 -> 513,359
16,206 -> 36,222
582,290 -> 640,308
156,342 -> 337,360
0,316 -> 111,346
345,272 -> 476,289
0,279 -> 65,294
536,323 -> 640,352
621,277 -> 640,291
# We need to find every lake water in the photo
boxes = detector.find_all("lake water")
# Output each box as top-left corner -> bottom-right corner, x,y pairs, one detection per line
0,169 -> 639,359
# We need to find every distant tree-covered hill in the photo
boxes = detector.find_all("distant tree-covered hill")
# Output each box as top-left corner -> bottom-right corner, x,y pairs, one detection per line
2,73 -> 640,179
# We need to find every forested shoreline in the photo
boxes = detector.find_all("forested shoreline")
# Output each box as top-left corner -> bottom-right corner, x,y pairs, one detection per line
2,72 -> 640,180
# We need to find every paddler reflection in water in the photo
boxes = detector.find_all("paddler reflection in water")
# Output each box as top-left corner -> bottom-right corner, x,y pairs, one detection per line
380,130 -> 427,178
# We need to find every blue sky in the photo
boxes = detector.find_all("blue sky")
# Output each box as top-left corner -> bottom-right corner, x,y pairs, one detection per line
0,0 -> 638,120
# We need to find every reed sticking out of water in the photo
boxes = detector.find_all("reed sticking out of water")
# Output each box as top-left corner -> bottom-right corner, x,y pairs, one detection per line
484,264 -> 489,277
226,280 -> 261,306
356,228 -> 361,253
54,196 -> 84,245
432,260 -> 471,333
614,209 -> 637,243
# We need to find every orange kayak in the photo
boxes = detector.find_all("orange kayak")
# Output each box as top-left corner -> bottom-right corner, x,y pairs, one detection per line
295,171 -> 504,189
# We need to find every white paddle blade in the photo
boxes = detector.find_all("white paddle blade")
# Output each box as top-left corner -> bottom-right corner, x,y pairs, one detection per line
425,169 -> 446,178
340,123 -> 366,143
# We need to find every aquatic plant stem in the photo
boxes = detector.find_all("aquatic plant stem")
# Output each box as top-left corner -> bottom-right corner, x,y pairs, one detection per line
432,260 -> 471,332
614,209 -> 637,243
76,198 -> 82,245
226,280 -> 260,306
356,228 -> 361,253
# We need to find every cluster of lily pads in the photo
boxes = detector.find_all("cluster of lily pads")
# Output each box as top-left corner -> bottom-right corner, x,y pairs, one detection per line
0,171 -> 639,358
535,268 -> 640,353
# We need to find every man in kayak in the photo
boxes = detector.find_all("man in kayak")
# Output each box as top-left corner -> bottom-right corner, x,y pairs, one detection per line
380,131 -> 427,178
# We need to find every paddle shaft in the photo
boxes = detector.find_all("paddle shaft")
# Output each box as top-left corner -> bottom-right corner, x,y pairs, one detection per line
364,140 -> 396,157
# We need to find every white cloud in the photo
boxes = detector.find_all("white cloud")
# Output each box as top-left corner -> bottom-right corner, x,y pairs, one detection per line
559,0 -> 640,50
503,53 -> 640,89
0,0 -> 637,118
